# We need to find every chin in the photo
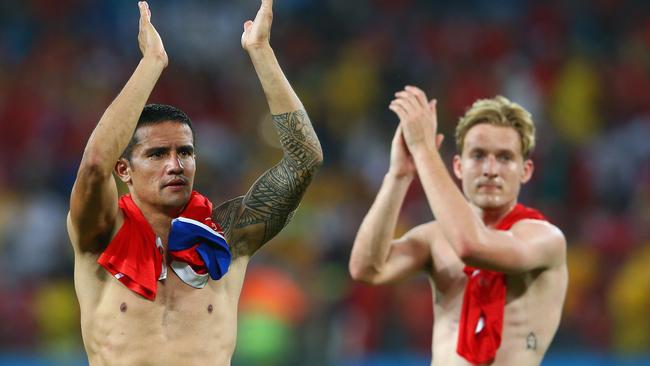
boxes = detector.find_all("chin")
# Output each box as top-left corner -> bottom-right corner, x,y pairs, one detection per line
473,194 -> 506,210
162,191 -> 191,209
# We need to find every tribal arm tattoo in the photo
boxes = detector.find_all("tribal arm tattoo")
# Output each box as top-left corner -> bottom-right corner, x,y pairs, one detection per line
213,109 -> 322,258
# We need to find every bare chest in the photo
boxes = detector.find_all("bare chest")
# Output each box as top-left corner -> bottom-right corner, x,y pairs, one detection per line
74,255 -> 248,365
429,264 -> 564,366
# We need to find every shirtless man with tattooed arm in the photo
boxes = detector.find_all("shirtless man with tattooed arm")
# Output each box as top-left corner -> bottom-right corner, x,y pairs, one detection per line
67,1 -> 322,365
350,86 -> 567,365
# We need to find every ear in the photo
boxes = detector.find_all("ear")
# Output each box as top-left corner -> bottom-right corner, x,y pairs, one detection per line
115,158 -> 132,184
452,154 -> 463,180
520,159 -> 534,184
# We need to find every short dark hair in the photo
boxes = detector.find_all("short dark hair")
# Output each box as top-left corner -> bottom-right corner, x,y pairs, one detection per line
120,104 -> 196,161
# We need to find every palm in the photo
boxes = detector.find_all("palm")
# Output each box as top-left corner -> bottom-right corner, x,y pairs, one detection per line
137,2 -> 167,66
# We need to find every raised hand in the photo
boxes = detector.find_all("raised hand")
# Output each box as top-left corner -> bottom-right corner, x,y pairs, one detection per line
137,1 -> 168,66
389,85 -> 443,153
389,125 -> 417,178
241,0 -> 273,51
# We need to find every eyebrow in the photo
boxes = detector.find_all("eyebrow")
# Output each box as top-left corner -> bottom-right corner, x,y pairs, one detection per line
143,146 -> 169,156
177,145 -> 194,153
467,147 -> 517,155
142,145 -> 194,156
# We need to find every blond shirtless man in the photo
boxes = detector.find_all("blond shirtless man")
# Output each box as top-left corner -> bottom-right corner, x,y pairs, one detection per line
66,1 -> 322,365
349,87 -> 567,366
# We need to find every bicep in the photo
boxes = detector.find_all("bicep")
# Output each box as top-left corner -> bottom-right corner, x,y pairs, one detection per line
219,157 -> 315,257
463,221 -> 566,274
69,169 -> 119,252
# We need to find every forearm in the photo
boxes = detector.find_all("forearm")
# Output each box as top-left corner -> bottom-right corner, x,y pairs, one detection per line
247,45 -> 322,167
247,45 -> 302,114
81,56 -> 165,173
411,146 -> 484,256
350,172 -> 413,276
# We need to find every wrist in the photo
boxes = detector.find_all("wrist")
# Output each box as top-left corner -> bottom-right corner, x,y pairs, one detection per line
385,170 -> 415,183
245,43 -> 273,56
410,143 -> 437,160
141,53 -> 168,68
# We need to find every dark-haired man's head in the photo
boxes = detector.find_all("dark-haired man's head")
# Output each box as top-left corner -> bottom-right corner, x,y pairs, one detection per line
115,104 -> 197,215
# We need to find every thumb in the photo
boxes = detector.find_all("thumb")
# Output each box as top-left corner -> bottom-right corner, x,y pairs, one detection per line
429,98 -> 437,112
243,20 -> 254,32
435,134 -> 444,150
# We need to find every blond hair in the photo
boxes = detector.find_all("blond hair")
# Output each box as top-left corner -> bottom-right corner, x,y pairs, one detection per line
455,96 -> 536,158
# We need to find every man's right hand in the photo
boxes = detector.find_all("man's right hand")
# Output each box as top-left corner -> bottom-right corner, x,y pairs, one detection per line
138,1 -> 168,67
389,125 -> 417,179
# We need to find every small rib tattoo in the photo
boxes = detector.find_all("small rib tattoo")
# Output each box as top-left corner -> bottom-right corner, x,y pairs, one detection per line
526,332 -> 537,350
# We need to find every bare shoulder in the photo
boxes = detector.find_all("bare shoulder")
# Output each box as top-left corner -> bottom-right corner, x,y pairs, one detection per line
510,219 -> 567,266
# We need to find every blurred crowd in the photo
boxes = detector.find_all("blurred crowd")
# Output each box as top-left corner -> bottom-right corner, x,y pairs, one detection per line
0,0 -> 649,364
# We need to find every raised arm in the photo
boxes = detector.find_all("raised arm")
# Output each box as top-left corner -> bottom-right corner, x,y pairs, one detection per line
390,86 -> 565,274
213,0 -> 322,258
68,1 -> 167,252
349,126 -> 433,284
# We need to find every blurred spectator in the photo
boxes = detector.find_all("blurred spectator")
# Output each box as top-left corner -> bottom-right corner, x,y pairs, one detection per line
1,0 -> 649,364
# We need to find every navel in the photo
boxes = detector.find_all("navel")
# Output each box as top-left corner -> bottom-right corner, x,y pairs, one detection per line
207,304 -> 213,314
120,302 -> 128,313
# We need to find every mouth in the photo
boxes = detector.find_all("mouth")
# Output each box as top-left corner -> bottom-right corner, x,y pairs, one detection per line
162,178 -> 188,189
477,183 -> 501,191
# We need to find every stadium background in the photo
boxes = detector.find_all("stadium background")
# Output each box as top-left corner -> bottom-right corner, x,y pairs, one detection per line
0,0 -> 649,365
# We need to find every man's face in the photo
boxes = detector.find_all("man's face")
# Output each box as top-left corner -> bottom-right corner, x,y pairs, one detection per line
453,123 -> 533,210
117,121 -> 196,213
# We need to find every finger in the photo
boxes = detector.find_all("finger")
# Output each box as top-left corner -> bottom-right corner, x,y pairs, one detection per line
429,98 -> 437,112
394,91 -> 419,112
390,98 -> 412,117
389,103 -> 408,121
405,85 -> 428,109
138,1 -> 150,23
257,0 -> 274,24
435,134 -> 445,149
243,20 -> 254,31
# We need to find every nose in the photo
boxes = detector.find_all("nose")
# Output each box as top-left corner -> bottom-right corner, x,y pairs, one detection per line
166,153 -> 184,175
482,155 -> 498,178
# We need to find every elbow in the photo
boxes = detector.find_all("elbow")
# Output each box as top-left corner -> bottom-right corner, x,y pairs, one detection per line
309,149 -> 324,171
348,261 -> 365,281
457,246 -> 475,264
455,235 -> 482,264
307,137 -> 324,170
348,258 -> 378,284
78,155 -> 113,183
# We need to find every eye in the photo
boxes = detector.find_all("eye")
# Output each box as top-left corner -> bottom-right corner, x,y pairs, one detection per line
149,151 -> 165,159
472,152 -> 484,160
498,153 -> 513,162
179,149 -> 194,158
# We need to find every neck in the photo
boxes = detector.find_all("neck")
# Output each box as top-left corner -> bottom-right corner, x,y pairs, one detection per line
473,200 -> 518,228
130,195 -> 187,237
